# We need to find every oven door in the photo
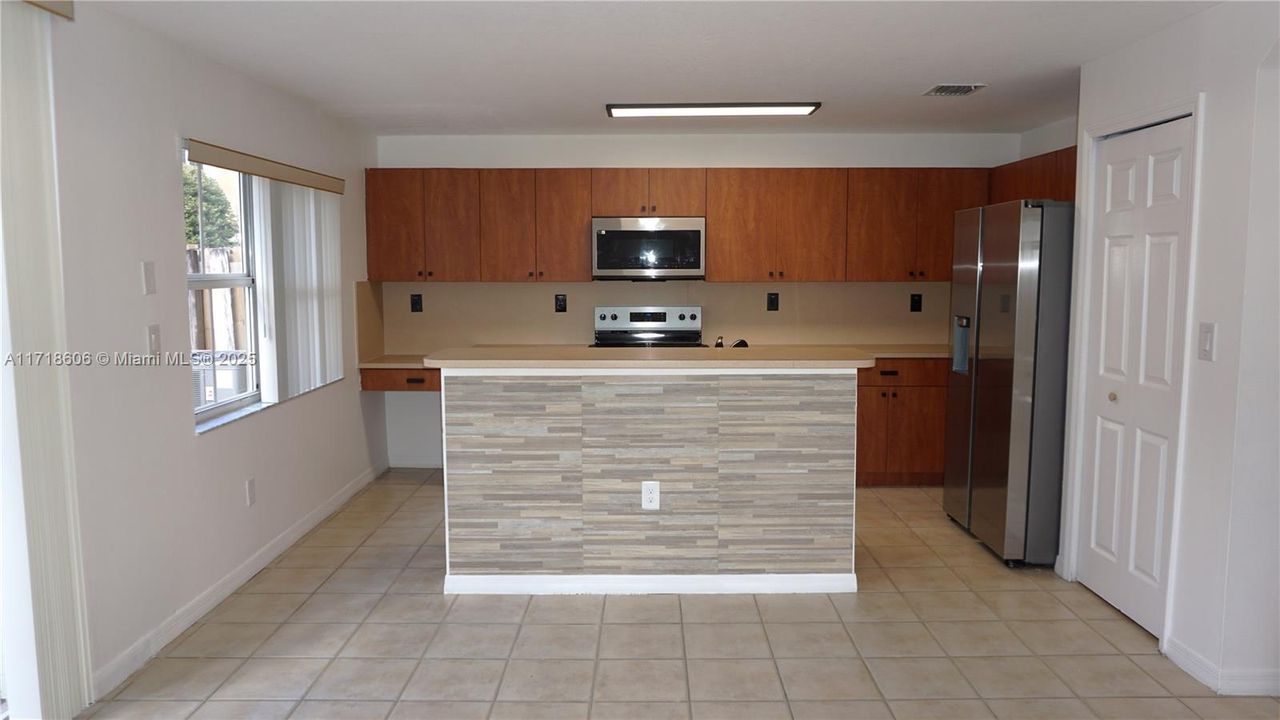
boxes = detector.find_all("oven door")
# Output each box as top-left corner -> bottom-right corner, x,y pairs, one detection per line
592,217 -> 705,279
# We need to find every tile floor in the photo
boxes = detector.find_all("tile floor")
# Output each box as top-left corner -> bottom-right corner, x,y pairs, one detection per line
84,469 -> 1279,720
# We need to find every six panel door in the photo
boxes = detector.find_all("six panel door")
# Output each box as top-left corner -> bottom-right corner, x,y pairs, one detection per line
422,169 -> 481,281
365,169 -> 424,281
479,169 -> 537,281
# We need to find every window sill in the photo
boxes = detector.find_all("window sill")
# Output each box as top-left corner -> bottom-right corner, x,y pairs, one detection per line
196,400 -> 275,434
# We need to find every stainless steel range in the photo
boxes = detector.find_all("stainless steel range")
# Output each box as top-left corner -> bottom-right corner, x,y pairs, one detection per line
592,306 -> 704,347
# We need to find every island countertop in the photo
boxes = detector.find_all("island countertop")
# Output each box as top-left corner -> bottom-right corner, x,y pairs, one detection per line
422,344 -> 878,370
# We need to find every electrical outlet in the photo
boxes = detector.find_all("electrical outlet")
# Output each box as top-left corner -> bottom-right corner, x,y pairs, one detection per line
140,260 -> 157,295
245,478 -> 256,507
146,324 -> 161,354
410,294 -> 423,313
910,293 -> 923,312
1198,322 -> 1217,361
554,294 -> 567,313
766,292 -> 779,311
641,481 -> 660,510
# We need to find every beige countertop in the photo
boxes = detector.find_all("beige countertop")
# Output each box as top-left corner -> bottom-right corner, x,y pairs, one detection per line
857,343 -> 951,359
358,354 -> 436,370
421,344 -> 877,369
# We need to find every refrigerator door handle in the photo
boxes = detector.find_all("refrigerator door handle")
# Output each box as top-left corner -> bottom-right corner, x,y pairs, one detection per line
951,315 -> 971,373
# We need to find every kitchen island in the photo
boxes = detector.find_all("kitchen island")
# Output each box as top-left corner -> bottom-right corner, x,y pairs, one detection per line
425,345 -> 874,594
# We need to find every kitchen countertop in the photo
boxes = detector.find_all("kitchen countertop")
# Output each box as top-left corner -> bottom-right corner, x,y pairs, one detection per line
421,344 -> 877,369
857,343 -> 951,359
358,354 -> 436,370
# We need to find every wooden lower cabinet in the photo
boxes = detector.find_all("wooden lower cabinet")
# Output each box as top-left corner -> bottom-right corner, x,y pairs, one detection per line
360,368 -> 440,392
857,359 -> 948,486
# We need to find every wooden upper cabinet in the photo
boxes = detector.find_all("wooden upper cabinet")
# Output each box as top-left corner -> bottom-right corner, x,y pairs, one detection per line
706,169 -> 778,282
421,169 -> 480,281
1049,146 -> 1077,201
916,168 -> 989,282
479,169 -> 537,282
648,168 -> 706,216
777,168 -> 847,281
365,169 -> 424,281
535,169 -> 592,281
591,169 -> 650,216
989,146 -> 1077,204
847,168 -> 918,282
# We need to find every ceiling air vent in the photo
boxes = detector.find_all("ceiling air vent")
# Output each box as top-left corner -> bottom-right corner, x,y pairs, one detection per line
924,83 -> 988,97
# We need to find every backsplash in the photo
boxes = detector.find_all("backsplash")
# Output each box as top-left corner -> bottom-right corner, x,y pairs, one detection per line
372,281 -> 950,356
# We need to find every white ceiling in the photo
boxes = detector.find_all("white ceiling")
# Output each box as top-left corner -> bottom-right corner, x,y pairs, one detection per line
106,1 -> 1212,135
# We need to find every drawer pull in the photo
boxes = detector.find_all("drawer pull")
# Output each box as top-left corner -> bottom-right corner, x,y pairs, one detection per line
879,370 -> 899,376
405,377 -> 426,385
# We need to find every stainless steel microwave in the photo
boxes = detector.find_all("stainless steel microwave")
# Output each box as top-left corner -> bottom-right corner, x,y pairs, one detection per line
592,217 -> 706,280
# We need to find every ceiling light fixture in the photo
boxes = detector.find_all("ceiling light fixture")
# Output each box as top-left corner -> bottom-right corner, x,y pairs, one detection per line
607,102 -> 821,118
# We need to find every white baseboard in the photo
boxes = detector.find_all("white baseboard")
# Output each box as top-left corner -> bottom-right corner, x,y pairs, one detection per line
1218,668 -> 1280,696
90,466 -> 377,700
1164,636 -> 1221,691
444,573 -> 857,595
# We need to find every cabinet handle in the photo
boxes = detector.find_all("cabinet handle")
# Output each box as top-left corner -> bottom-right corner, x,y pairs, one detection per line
527,271 -> 534,277
650,205 -> 656,212
919,270 -> 927,278
405,377 -> 426,385
640,205 -> 646,213
879,370 -> 899,376
880,392 -> 887,398
426,270 -> 434,278
778,270 -> 785,278
538,271 -> 544,277
908,270 -> 916,277
891,392 -> 898,398
417,270 -> 423,277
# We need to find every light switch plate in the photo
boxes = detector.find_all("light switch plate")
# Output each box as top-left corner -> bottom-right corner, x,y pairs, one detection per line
140,261 -> 157,295
1198,321 -> 1217,361
146,324 -> 161,354
641,481 -> 660,510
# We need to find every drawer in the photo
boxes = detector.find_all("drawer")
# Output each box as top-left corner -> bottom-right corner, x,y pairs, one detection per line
860,358 -> 948,387
360,368 -> 440,392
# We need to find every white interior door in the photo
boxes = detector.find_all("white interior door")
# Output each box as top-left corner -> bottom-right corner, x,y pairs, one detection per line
1078,115 -> 1195,635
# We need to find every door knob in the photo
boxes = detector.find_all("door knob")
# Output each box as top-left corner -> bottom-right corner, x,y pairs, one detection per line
1108,392 -> 1118,403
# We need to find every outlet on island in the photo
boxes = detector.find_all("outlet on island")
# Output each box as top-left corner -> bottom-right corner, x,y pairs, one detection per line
641,480 -> 660,510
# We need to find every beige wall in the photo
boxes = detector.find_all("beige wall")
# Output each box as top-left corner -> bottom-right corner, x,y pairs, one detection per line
375,281 -> 950,355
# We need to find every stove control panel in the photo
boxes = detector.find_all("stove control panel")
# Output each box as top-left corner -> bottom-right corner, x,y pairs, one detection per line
594,306 -> 702,331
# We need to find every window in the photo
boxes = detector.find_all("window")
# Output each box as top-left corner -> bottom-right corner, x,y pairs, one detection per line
185,161 -> 259,415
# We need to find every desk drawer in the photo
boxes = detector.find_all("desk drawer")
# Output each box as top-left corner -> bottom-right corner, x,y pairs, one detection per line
360,368 -> 440,391
860,358 -> 948,387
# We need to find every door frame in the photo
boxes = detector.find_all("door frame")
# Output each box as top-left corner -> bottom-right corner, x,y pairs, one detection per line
1057,93 -> 1205,650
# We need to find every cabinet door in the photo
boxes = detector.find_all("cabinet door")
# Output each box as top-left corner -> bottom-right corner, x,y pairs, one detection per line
777,168 -> 847,281
422,169 -> 480,281
365,169 -> 424,281
886,386 -> 947,474
648,168 -> 706,216
847,168 -> 918,281
1048,146 -> 1077,201
705,169 -> 779,282
916,168 -> 989,281
857,386 -> 890,474
535,169 -> 593,281
591,168 -> 650,216
480,169 -> 537,281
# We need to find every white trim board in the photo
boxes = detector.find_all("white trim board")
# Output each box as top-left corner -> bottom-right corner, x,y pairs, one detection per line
439,367 -> 863,377
443,573 -> 857,595
89,466 -> 377,700
1165,638 -> 1280,697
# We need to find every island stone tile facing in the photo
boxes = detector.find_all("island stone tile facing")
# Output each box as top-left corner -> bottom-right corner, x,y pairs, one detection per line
444,374 -> 857,576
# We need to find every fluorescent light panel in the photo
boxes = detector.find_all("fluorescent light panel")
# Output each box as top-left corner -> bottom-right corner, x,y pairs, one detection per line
607,102 -> 820,118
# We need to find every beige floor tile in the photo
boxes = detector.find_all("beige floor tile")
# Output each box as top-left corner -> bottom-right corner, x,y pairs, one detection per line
490,701 -> 589,719
1179,697 -> 1280,719
884,567 -> 968,592
255,623 -> 357,658
401,659 -> 506,701
523,595 -> 603,624
322,512 -> 390,531
953,656 -> 1072,698
927,622 -> 1031,657
386,569 -> 443,594
853,569 -> 899,592
1022,569 -> 1079,592
1082,619 -> 1158,654
511,623 -> 599,659
425,623 -> 517,658
849,622 -> 944,657
87,701 -> 203,719
593,660 -> 688,702
591,702 -> 691,719
892,511 -> 953,529
341,546 -> 416,569
888,699 -> 995,719
985,698 -> 1097,719
289,594 -> 381,624
118,659 -> 242,701
690,701 -> 792,719
763,622 -> 857,657
274,547 -> 354,569
1127,654 -> 1214,696
1005,620 -> 1117,655
289,700 -> 394,719
603,595 -> 681,624
932,544 -> 1006,568
1051,590 -> 1124,620
389,701 -> 489,719
775,658 -> 879,701
1041,655 -> 1168,697
444,594 -> 529,623
300,528 -> 373,548
857,527 -> 926,546
187,700 -> 294,719
856,512 -> 909,529
952,564 -> 1041,591
599,624 -> 684,659
790,700 -> 894,719
316,568 -> 401,594
864,658 -> 976,699
684,623 -> 771,658
1084,697 -> 1196,719
911,525 -> 979,546
903,592 -> 998,621
167,624 -> 277,658
978,591 -> 1075,620
407,547 -> 446,570
203,594 -> 308,624
340,623 -> 435,658
754,594 -> 839,623
497,659 -> 595,702
364,527 -> 433,547
212,658 -> 328,700
866,545 -> 945,568
688,659 -> 784,701
679,595 -> 760,623
831,593 -> 918,622
366,594 -> 452,624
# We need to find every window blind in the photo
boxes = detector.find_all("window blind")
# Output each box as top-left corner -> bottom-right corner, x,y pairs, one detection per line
187,139 -> 344,195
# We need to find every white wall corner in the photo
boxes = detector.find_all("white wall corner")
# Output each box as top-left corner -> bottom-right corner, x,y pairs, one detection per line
1019,115 -> 1078,158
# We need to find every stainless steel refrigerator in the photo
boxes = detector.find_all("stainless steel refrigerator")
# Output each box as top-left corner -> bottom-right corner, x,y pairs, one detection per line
943,200 -> 1073,565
